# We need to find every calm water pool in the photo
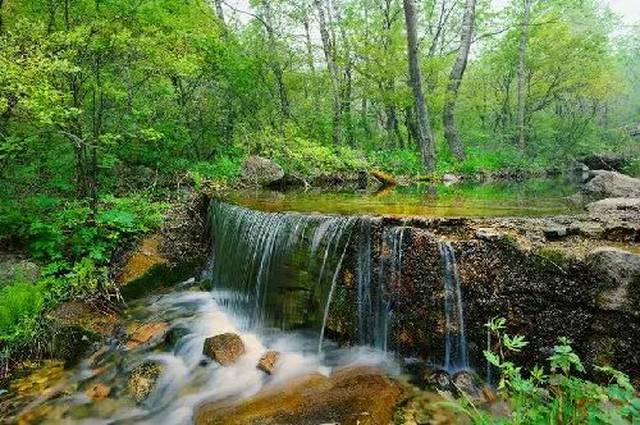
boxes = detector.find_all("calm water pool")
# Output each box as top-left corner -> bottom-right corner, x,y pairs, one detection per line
229,178 -> 581,218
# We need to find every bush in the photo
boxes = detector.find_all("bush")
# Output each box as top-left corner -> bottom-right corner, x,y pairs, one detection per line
445,317 -> 640,424
0,281 -> 45,344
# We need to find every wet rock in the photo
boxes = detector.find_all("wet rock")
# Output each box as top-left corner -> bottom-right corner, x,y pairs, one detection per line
583,171 -> 640,201
128,362 -> 162,403
587,198 -> 640,214
202,333 -> 245,365
587,247 -> 640,315
240,156 -> 285,187
164,325 -> 191,348
257,351 -> 279,375
85,383 -> 111,401
126,321 -> 169,349
543,226 -> 568,241
451,370 -> 487,403
579,154 -> 628,172
48,300 -> 118,337
117,235 -> 168,286
427,369 -> 453,392
195,366 -> 405,425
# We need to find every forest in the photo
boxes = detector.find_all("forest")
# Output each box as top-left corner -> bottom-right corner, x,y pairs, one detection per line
1,0 -> 640,423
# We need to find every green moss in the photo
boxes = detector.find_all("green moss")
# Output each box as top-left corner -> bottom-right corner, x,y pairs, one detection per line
120,261 -> 199,301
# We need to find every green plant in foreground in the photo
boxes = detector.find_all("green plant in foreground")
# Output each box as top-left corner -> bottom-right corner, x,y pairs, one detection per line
446,317 -> 640,424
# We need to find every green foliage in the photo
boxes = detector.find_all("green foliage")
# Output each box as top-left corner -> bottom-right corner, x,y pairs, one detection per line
449,317 -> 640,424
0,281 -> 46,344
0,195 -> 166,271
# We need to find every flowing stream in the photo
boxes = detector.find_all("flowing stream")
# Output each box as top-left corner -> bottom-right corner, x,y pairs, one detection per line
4,200 -> 481,423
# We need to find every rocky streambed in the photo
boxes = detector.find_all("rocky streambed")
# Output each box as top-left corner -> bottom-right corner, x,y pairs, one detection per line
2,170 -> 640,424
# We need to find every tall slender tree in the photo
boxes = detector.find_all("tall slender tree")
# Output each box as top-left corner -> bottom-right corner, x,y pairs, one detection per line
314,0 -> 342,144
443,0 -> 476,161
402,0 -> 436,172
516,0 -> 533,147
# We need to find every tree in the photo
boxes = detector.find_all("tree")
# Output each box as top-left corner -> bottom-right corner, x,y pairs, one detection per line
516,0 -> 533,147
402,0 -> 436,172
443,0 -> 476,161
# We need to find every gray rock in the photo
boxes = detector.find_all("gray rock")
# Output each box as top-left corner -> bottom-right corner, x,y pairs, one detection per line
586,198 -> 640,214
0,256 -> 41,286
587,247 -> 640,315
475,228 -> 503,241
583,171 -> 640,201
543,226 -> 568,240
442,174 -> 462,186
240,156 -> 284,187
580,154 -> 628,172
203,333 -> 245,365
128,361 -> 162,403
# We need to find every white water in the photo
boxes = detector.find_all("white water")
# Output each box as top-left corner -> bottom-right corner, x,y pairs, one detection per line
439,241 -> 469,371
36,289 -> 396,425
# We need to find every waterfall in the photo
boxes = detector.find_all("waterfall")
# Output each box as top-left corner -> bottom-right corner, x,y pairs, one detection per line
209,201 -> 355,331
439,241 -> 469,371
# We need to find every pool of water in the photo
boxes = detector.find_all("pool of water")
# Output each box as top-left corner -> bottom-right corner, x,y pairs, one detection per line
229,178 -> 581,218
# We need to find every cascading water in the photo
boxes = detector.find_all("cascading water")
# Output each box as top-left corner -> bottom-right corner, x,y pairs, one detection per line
209,201 -> 356,338
439,241 -> 469,371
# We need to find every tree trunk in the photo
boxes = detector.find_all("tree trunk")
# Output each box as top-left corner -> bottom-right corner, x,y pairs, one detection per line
262,1 -> 290,121
314,0 -> 342,144
443,0 -> 476,161
212,0 -> 224,23
402,0 -> 436,172
517,0 -> 533,148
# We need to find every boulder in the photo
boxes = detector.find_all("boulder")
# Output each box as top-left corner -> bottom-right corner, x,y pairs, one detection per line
475,228 -> 503,241
583,171 -> 640,201
128,362 -> 162,403
587,247 -> 640,315
195,366 -> 405,425
579,154 -> 628,172
240,156 -> 285,187
257,351 -> 279,375
442,174 -> 462,186
427,369 -> 452,393
0,256 -> 40,286
451,370 -> 489,403
543,226 -> 568,241
202,333 -> 245,366
586,198 -> 640,214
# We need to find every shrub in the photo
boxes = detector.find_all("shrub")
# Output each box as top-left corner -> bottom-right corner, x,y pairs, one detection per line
0,281 -> 45,344
445,317 -> 640,424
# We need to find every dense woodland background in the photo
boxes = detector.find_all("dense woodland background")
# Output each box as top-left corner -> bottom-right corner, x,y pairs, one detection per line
0,0 -> 639,370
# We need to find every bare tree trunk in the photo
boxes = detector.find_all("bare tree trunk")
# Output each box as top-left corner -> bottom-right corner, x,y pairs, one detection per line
402,0 -> 436,172
314,0 -> 342,144
212,0 -> 224,23
262,1 -> 290,121
443,0 -> 476,161
517,0 -> 533,148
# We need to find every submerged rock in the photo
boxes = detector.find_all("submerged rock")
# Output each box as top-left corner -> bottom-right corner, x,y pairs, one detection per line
84,383 -> 111,401
126,321 -> 169,350
257,351 -> 279,375
583,171 -> 640,200
203,333 -> 245,365
240,156 -> 285,187
128,362 -> 162,403
195,366 -> 405,425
